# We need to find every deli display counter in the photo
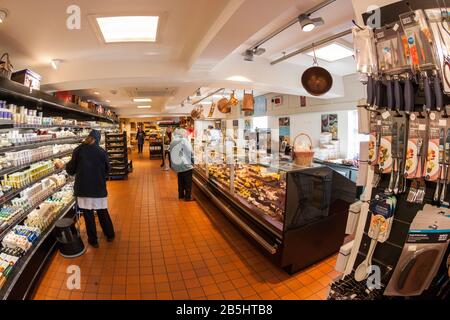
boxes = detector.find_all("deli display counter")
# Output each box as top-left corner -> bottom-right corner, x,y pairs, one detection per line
192,149 -> 357,274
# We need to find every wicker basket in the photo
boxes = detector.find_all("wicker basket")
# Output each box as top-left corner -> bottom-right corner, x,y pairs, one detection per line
0,53 -> 13,80
293,133 -> 314,166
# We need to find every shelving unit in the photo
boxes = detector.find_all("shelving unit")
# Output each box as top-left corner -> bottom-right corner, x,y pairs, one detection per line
0,77 -> 116,300
0,198 -> 76,300
0,78 -> 117,123
0,149 -> 73,177
148,132 -> 163,159
0,137 -> 83,154
105,132 -> 128,180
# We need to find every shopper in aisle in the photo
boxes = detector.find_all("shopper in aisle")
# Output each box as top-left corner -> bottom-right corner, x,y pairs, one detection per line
161,127 -> 173,170
64,130 -> 115,248
170,128 -> 194,201
136,127 -> 145,155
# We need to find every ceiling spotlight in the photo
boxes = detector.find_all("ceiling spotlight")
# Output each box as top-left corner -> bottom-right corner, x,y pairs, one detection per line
196,89 -> 202,97
105,99 -> 111,103
243,47 -> 266,62
0,10 -> 8,24
94,91 -> 100,95
181,102 -> 185,107
253,47 -> 266,56
51,59 -> 62,70
244,49 -> 254,62
187,96 -> 191,102
298,14 -> 324,32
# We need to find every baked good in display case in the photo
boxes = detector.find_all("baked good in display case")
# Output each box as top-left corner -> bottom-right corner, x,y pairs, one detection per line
208,164 -> 230,190
234,164 -> 286,227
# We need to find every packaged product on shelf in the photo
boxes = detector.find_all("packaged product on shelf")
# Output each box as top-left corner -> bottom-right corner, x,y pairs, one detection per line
2,225 -> 40,251
352,26 -> 378,75
368,112 -> 381,166
400,10 -> 440,71
425,112 -> 442,181
378,113 -> 393,173
374,22 -> 411,75
425,8 -> 450,94
24,203 -> 58,230
384,205 -> 450,296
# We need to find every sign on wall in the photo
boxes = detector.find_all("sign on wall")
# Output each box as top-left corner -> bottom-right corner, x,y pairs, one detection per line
272,95 -> 283,107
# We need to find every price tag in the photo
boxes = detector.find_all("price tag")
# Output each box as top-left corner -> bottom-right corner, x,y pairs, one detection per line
393,23 -> 400,31
377,120 -> 382,125
439,119 -> 447,126
402,16 -> 412,25
419,124 -> 426,131
381,111 -> 390,119
377,32 -> 385,39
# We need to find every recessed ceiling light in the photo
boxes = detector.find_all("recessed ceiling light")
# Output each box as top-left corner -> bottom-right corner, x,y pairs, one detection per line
305,43 -> 354,62
50,59 -> 61,70
94,91 -> 100,95
137,105 -> 152,109
96,16 -> 159,43
226,75 -> 252,82
133,98 -> 152,102
105,99 -> 111,103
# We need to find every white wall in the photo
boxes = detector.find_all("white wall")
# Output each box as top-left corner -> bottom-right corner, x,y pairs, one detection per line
267,110 -> 350,158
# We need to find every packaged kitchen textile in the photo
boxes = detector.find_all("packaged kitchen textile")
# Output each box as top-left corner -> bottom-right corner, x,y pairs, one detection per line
405,112 -> 428,179
384,205 -> 450,296
425,111 -> 442,181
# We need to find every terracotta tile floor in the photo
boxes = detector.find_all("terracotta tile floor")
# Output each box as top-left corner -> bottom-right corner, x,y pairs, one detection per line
33,148 -> 340,300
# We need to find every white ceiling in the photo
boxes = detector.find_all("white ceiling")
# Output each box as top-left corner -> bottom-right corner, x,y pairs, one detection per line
0,0 -> 358,117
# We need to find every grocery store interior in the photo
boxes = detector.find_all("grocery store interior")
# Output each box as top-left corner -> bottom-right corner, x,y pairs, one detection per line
0,0 -> 449,301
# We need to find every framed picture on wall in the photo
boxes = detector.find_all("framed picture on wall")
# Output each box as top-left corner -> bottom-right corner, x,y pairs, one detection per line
279,117 -> 291,153
321,114 -> 338,140
244,119 -> 252,130
300,96 -> 307,107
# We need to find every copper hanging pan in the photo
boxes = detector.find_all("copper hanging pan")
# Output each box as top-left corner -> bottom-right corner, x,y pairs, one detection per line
301,44 -> 333,96
217,89 -> 231,113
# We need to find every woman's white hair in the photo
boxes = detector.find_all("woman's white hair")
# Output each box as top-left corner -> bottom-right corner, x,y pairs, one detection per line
173,128 -> 188,139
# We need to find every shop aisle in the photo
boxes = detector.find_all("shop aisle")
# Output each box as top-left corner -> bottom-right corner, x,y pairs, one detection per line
33,149 -> 340,300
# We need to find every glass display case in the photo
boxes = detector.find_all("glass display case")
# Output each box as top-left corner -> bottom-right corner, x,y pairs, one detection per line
192,132 -> 357,273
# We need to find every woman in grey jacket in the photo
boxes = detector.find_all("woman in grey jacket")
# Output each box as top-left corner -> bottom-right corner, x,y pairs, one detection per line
169,128 -> 194,201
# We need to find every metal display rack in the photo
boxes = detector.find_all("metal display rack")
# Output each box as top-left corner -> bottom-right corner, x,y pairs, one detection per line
148,132 -> 163,159
105,131 -> 128,180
